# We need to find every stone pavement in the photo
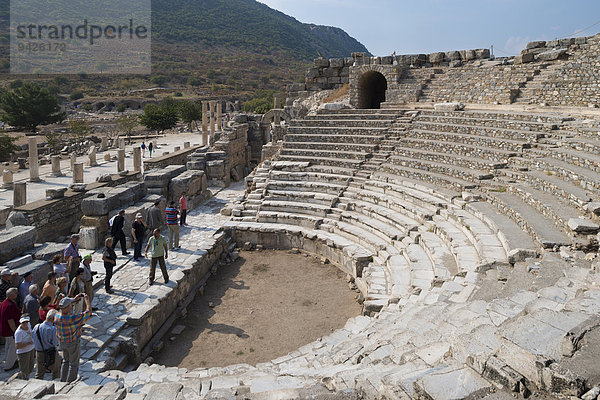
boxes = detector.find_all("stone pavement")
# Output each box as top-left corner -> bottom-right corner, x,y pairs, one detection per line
0,180 -> 246,384
0,133 -> 203,208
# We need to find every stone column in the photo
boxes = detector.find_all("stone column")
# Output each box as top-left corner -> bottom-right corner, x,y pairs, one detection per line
2,170 -> 13,188
273,95 -> 280,109
117,149 -> 125,172
88,146 -> 97,167
51,156 -> 62,177
28,137 -> 40,182
101,136 -> 108,151
133,147 -> 142,172
71,154 -> 77,171
216,102 -> 222,132
202,101 -> 208,146
73,163 -> 84,183
209,101 -> 216,142
14,182 -> 26,206
118,138 -> 125,150
184,142 -> 190,149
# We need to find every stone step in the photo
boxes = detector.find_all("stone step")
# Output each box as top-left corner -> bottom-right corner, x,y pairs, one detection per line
509,184 -> 584,236
415,108 -> 566,124
414,114 -> 558,134
411,129 -> 531,152
266,190 -> 338,207
260,200 -> 332,218
389,155 -> 496,181
282,141 -> 379,153
504,167 -> 596,211
380,163 -> 478,191
266,180 -> 347,195
287,126 -> 389,136
280,148 -> 371,160
413,120 -> 546,141
466,201 -> 538,258
292,118 -> 395,127
394,147 -> 508,171
278,154 -> 365,169
486,190 -> 571,248
285,133 -> 386,144
399,137 -> 517,162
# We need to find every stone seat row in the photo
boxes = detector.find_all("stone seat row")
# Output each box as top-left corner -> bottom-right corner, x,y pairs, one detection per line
413,113 -> 559,134
412,119 -> 547,142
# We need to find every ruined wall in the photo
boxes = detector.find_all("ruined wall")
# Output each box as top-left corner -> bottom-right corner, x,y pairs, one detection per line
517,35 -> 600,106
142,145 -> 201,170
15,172 -> 141,242
292,33 -> 600,108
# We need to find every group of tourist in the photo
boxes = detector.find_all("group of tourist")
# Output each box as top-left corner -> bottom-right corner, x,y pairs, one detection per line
0,236 -> 93,382
0,192 -> 189,381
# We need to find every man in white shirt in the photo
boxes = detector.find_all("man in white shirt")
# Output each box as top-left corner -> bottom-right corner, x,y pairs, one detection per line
14,315 -> 35,380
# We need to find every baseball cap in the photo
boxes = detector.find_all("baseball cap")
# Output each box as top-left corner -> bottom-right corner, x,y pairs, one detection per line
59,297 -> 75,308
136,213 -> 143,218
83,254 -> 92,261
19,315 -> 30,323
1,268 -> 11,276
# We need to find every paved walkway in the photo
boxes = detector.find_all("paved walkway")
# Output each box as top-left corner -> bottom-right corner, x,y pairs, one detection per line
0,181 -> 245,383
0,133 -> 203,208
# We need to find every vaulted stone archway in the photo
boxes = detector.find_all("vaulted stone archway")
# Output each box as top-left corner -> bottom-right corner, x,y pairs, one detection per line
358,71 -> 388,109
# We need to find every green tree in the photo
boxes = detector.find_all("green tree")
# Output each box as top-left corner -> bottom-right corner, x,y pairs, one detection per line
243,89 -> 275,114
139,103 -> 178,133
67,119 -> 91,140
178,100 -> 201,132
0,135 -> 18,162
116,115 -> 139,142
0,83 -> 66,132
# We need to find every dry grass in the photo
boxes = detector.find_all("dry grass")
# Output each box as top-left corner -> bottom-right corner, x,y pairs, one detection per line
323,84 -> 349,103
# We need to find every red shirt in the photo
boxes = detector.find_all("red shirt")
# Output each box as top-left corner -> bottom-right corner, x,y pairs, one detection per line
38,305 -> 57,323
0,299 -> 21,337
179,196 -> 188,210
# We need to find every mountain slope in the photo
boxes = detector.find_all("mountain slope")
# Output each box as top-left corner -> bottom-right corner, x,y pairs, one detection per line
151,0 -> 371,60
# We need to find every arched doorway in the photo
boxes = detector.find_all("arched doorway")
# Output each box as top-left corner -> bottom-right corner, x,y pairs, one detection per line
358,71 -> 387,109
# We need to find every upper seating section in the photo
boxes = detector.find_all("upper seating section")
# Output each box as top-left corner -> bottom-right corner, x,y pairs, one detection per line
418,63 -> 544,104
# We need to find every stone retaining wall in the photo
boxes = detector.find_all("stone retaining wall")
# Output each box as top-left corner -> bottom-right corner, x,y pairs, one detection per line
14,172 -> 141,242
143,145 -> 202,170
119,231 -> 229,365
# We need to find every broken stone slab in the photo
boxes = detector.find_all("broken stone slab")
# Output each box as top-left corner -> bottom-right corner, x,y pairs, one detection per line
81,182 -> 146,216
169,170 -> 207,203
583,202 -> 600,215
34,242 -> 68,261
45,188 -> 67,200
413,366 -> 492,399
69,183 -> 87,192
434,102 -> 465,112
507,248 -> 538,264
526,40 -> 546,49
537,48 -> 568,61
514,52 -> 534,64
5,254 -> 32,269
567,218 -> 599,234
0,225 -> 36,264
319,102 -> 345,111
6,211 -> 29,229
79,226 -> 99,250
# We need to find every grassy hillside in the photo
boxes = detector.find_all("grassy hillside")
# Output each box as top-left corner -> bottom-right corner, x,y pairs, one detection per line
0,0 -> 370,98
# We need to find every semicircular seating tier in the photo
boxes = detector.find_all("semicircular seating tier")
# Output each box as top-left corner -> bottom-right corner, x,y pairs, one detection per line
103,107 -> 600,400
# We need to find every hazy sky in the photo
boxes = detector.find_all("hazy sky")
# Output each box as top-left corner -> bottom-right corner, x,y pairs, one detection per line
259,0 -> 600,56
